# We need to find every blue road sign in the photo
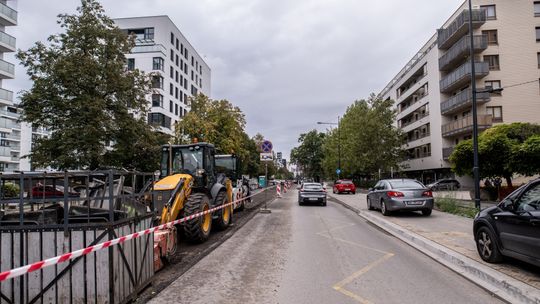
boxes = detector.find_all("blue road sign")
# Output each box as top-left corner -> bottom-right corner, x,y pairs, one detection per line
261,140 -> 273,153
336,169 -> 341,175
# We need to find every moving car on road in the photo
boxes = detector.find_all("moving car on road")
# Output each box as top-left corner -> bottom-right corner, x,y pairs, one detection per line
367,179 -> 434,216
333,180 -> 356,194
298,182 -> 327,206
473,179 -> 540,267
427,179 -> 460,191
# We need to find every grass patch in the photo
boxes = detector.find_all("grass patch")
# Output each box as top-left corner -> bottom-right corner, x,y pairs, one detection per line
435,196 -> 478,218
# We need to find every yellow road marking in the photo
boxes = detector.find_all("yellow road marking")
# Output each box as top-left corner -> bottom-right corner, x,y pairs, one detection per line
315,214 -> 395,303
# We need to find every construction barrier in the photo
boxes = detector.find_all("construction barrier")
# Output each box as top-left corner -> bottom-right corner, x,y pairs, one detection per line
276,184 -> 282,198
0,185 -> 277,284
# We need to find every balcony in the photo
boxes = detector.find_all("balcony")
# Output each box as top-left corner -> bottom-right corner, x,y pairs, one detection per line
441,114 -> 492,137
132,43 -> 166,56
0,2 -> 16,26
0,118 -> 20,130
0,59 -> 14,79
0,88 -> 13,104
0,109 -> 18,119
440,89 -> 490,115
0,31 -> 15,53
439,62 -> 489,93
437,9 -> 485,50
442,147 -> 455,160
439,35 -> 487,71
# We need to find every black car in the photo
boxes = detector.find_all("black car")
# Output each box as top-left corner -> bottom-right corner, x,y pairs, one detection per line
473,179 -> 540,266
426,179 -> 460,191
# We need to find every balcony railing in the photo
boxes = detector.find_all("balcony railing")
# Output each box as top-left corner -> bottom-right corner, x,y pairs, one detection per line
407,132 -> 430,144
0,59 -> 14,79
0,31 -> 15,52
442,114 -> 493,137
132,44 -> 166,55
400,112 -> 429,129
443,147 -> 455,160
0,110 -> 18,119
437,9 -> 485,50
439,35 -> 487,71
439,62 -> 489,93
440,89 -> 490,115
0,88 -> 13,103
0,2 -> 16,26
0,118 -> 20,130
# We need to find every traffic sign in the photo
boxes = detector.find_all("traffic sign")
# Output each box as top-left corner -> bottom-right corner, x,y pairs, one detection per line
260,153 -> 273,161
336,169 -> 341,175
261,140 -> 273,153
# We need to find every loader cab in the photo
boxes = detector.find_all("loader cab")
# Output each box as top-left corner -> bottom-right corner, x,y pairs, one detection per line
160,143 -> 216,190
215,154 -> 239,186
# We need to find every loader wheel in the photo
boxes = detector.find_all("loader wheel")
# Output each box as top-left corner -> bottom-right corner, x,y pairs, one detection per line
183,193 -> 212,243
214,190 -> 232,230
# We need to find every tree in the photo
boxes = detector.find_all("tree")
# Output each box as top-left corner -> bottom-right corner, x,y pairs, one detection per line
17,0 -> 162,171
322,94 -> 403,179
290,130 -> 326,181
450,123 -> 540,186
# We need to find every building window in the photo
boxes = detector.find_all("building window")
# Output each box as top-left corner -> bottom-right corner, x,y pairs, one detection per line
184,49 -> 189,60
152,76 -> 164,89
535,2 -> 540,17
176,55 -> 179,67
170,49 -> 174,61
181,44 -> 184,55
171,32 -> 174,44
175,104 -> 179,116
176,71 -> 179,82
152,57 -> 164,71
486,106 -> 503,122
191,56 -> 194,66
184,78 -> 187,89
170,66 -> 174,78
175,87 -> 179,99
485,80 -> 502,95
127,58 -> 135,71
482,30 -> 498,45
484,55 -> 500,70
128,27 -> 154,40
169,100 -> 173,112
180,91 -> 183,102
0,139 -> 9,147
191,70 -> 194,81
152,94 -> 163,108
481,5 -> 496,20
170,83 -> 174,95
148,113 -> 171,129
184,63 -> 188,74
184,93 -> 188,104
176,38 -> 179,50
537,53 -> 540,68
536,27 -> 540,41
191,85 -> 198,96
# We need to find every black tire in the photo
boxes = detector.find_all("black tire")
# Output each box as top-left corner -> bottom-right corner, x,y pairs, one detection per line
422,209 -> 432,216
381,199 -> 390,216
214,190 -> 232,231
367,197 -> 374,210
183,193 -> 212,243
352,191 -> 356,195
321,200 -> 327,207
476,226 -> 503,263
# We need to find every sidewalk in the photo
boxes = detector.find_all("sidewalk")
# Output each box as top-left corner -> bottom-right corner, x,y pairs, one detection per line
328,192 -> 540,304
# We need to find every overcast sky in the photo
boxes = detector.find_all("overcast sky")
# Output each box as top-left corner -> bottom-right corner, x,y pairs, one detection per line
6,0 -> 464,160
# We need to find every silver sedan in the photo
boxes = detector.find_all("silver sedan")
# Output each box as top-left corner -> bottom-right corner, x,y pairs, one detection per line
298,183 -> 327,206
367,179 -> 434,216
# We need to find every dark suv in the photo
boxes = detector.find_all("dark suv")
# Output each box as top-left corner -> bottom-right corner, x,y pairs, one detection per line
473,179 -> 540,266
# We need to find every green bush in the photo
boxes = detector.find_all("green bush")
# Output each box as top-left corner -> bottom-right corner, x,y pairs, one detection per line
435,196 -> 478,218
2,183 -> 20,198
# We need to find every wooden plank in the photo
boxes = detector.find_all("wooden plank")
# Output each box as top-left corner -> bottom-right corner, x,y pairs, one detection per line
56,232 -> 70,303
94,230 -> 109,304
71,231 -> 85,303
86,230 -> 96,304
12,232 -> 21,304
26,231 -> 42,302
0,232 -> 13,303
113,227 -> 120,304
41,231 -> 58,304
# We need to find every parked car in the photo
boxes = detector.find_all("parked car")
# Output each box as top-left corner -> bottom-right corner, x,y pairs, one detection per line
31,183 -> 80,198
333,180 -> 356,194
473,179 -> 540,267
427,179 -> 460,191
298,182 -> 327,206
367,179 -> 434,216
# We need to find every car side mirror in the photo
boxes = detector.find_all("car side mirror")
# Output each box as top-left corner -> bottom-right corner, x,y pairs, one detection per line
501,198 -> 516,212
368,188 -> 374,192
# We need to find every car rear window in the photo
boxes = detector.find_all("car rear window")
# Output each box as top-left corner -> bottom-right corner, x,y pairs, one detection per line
341,180 -> 353,185
304,184 -> 323,190
389,180 -> 424,189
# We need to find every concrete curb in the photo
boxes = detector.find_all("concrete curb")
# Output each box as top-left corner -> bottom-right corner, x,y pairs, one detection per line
330,197 -> 540,304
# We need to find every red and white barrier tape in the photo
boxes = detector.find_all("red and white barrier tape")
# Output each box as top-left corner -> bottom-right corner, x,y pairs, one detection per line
0,186 -> 276,282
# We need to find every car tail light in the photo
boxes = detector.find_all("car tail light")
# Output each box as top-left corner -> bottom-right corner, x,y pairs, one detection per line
422,190 -> 433,197
387,191 -> 404,197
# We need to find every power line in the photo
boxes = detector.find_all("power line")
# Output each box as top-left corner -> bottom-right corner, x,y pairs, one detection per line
502,79 -> 539,89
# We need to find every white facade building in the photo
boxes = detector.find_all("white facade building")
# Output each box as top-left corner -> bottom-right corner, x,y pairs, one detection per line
113,16 -> 211,135
380,0 -> 540,185
0,0 -> 19,172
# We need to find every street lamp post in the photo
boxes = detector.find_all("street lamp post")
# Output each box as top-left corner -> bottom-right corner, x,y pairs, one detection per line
317,116 -> 341,179
468,1 -> 504,210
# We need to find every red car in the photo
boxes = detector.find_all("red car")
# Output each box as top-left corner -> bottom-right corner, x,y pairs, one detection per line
333,180 -> 356,194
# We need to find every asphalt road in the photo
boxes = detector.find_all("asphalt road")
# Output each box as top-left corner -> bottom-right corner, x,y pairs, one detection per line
149,189 -> 503,304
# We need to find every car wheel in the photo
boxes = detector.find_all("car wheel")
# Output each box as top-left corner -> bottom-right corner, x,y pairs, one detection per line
298,199 -> 303,206
321,200 -> 327,207
352,191 -> 356,195
367,197 -> 374,210
381,199 -> 390,216
422,209 -> 432,216
333,188 -> 336,194
476,226 -> 503,263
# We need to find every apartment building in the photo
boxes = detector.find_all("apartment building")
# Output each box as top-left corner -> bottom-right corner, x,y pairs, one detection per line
113,16 -> 211,135
0,1 -> 18,172
380,0 -> 540,185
